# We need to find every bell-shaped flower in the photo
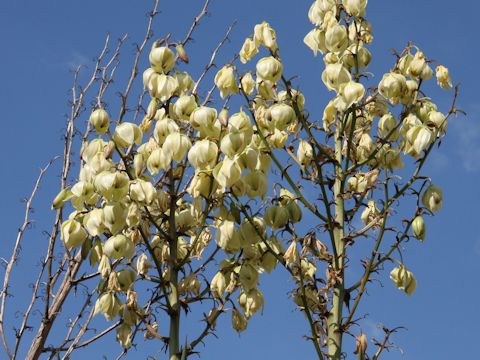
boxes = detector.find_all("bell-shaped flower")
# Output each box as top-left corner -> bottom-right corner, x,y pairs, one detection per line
264,205 -> 289,230
188,139 -> 218,169
322,63 -> 352,92
89,108 -> 110,134
214,65 -> 238,99
215,220 -> 241,254
239,37 -> 258,64
325,24 -> 349,53
149,46 -> 175,73
253,22 -> 277,50
390,265 -> 416,296
61,219 -> 88,249
172,95 -> 197,121
129,179 -> 157,205
113,123 -> 142,148
256,56 -> 283,83
422,185 -> 443,212
104,234 -> 135,259
162,133 -> 192,162
378,72 -> 407,105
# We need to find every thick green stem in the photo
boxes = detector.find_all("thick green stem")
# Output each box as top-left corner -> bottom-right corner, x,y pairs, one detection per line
327,126 -> 345,360
168,170 -> 180,360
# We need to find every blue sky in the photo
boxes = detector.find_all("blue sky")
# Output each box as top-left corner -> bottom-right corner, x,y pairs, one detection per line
0,0 -> 479,359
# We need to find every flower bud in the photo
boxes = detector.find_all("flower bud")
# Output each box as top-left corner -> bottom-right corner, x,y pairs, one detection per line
343,0 -> 368,17
104,234 -> 135,259
390,265 -> 417,296
61,219 -> 88,249
211,271 -> 227,298
172,95 -> 197,121
422,185 -> 443,212
256,56 -> 283,83
163,133 -> 192,162
322,63 -> 352,92
241,73 -> 255,95
253,22 -> 277,50
215,220 -> 241,254
52,188 -> 72,210
378,72 -> 407,105
232,308 -> 248,333
113,123 -> 142,148
412,216 -> 426,241
238,288 -> 264,318
214,65 -> 238,99
325,24 -> 348,53
435,65 -> 452,90
175,44 -> 189,63
303,28 -> 327,56
89,108 -> 110,134
264,205 -> 289,230
239,37 -> 258,64
149,46 -> 175,73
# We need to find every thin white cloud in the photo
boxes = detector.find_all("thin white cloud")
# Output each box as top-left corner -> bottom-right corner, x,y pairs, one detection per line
66,52 -> 90,70
451,106 -> 480,172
